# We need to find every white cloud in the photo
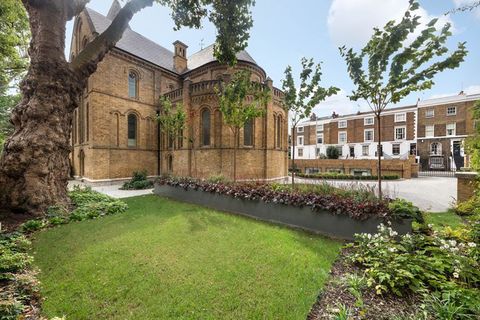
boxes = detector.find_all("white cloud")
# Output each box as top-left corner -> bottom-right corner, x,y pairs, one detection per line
429,85 -> 480,99
327,0 -> 455,48
312,89 -> 371,117
453,0 -> 480,19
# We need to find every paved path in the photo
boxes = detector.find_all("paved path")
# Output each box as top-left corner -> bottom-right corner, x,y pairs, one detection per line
68,180 -> 154,198
288,176 -> 456,212
69,176 -> 456,213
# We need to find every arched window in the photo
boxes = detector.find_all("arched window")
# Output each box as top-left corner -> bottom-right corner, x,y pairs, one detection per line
201,109 -> 211,146
128,71 -> 138,98
277,116 -> 282,148
86,103 -> 89,142
244,118 -> 254,146
167,154 -> 173,173
81,37 -> 88,50
430,142 -> 442,155
127,114 -> 137,147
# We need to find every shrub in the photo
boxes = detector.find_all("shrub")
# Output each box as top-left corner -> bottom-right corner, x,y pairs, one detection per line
121,170 -> 153,190
0,234 -> 33,279
326,146 -> 340,159
388,198 -> 423,222
296,172 -> 399,181
19,220 -> 45,233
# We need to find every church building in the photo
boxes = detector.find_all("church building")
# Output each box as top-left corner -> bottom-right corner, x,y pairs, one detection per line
70,1 -> 288,182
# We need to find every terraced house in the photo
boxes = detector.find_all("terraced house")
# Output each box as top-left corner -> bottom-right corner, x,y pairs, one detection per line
293,92 -> 479,172
69,1 -> 288,182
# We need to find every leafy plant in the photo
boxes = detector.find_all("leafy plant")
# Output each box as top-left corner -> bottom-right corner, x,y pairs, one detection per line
121,170 -> 154,190
326,145 -> 340,159
332,303 -> 353,320
388,198 -> 423,222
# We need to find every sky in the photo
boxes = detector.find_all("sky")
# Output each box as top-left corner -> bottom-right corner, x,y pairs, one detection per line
65,0 -> 480,117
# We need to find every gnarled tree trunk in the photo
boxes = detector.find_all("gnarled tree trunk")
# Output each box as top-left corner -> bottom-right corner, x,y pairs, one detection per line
0,2 -> 83,216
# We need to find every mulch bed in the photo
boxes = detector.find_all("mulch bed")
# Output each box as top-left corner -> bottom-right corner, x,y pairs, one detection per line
307,248 -> 421,320
0,209 -> 32,232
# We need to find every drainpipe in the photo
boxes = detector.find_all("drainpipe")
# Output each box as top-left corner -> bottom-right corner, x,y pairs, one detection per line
156,108 -> 161,176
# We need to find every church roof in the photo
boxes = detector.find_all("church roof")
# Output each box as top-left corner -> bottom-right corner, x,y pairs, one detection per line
83,5 -> 259,74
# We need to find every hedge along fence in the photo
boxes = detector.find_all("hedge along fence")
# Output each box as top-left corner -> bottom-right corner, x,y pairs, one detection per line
154,178 -> 414,240
296,173 -> 400,181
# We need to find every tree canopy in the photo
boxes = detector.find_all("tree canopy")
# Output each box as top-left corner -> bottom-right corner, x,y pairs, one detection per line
157,96 -> 186,143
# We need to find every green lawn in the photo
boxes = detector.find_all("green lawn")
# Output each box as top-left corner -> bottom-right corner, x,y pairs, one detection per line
424,210 -> 465,230
32,195 -> 342,319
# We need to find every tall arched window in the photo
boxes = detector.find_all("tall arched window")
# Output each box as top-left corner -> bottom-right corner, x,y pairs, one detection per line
276,115 -> 282,148
127,114 -> 137,147
430,142 -> 442,155
244,118 -> 254,146
201,109 -> 211,146
128,71 -> 138,98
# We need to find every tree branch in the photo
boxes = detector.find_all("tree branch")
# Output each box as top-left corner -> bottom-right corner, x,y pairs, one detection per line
70,0 -> 154,78
66,0 -> 91,20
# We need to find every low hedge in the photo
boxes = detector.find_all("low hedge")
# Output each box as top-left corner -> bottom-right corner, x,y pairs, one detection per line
296,173 -> 400,180
156,177 -> 420,222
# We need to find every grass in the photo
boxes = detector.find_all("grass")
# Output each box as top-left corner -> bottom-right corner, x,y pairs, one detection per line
32,195 -> 342,319
424,210 -> 465,230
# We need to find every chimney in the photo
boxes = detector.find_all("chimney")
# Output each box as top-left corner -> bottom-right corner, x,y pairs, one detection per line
173,41 -> 188,73
310,113 -> 317,121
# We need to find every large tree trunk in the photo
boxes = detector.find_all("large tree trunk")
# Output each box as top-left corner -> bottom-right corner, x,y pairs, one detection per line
0,2 -> 83,216
291,126 -> 296,188
376,114 -> 383,199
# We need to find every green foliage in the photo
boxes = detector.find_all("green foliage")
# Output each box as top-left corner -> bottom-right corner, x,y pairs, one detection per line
0,233 -> 32,279
388,198 -> 423,222
326,145 -> 340,159
0,0 -> 29,95
465,101 -> 480,172
297,172 -> 400,181
20,219 -> 45,233
157,96 -> 186,147
121,170 -> 154,190
69,186 -> 128,220
206,174 -> 229,184
332,303 -> 353,320
216,70 -> 269,132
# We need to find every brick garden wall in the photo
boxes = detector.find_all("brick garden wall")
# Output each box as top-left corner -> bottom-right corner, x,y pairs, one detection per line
456,172 -> 478,203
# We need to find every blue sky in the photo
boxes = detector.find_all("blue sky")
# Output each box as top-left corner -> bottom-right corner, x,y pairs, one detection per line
66,0 -> 480,117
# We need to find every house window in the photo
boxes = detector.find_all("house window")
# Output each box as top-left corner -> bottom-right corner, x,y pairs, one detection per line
338,131 -> 347,144
395,113 -> 406,122
362,145 -> 369,156
316,124 -> 324,133
128,71 -> 138,98
364,117 -> 374,125
297,136 -> 304,146
201,109 -> 211,146
446,123 -> 456,136
127,113 -> 137,147
364,129 -> 374,142
447,106 -> 457,116
298,148 -> 303,157
338,120 -> 347,128
336,146 -> 343,156
395,127 -> 406,140
425,109 -> 434,118
244,118 -> 254,146
392,144 -> 401,156
297,126 -> 304,133
276,116 -> 282,148
317,133 -> 323,144
425,125 -> 435,137
430,157 -> 444,169
430,142 -> 442,155
177,128 -> 184,149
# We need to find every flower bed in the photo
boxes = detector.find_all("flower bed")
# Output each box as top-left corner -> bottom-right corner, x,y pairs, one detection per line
296,172 -> 400,180
154,177 -> 418,240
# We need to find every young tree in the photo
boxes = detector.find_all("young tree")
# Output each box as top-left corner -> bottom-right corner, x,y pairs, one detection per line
466,101 -> 480,172
157,96 -> 186,172
340,0 -> 467,199
215,70 -> 270,182
0,0 -> 256,216
282,58 -> 339,187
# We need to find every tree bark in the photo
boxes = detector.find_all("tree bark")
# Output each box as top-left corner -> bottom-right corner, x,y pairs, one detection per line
0,2 -> 83,215
233,127 -> 238,182
291,126 -> 296,188
376,114 -> 383,199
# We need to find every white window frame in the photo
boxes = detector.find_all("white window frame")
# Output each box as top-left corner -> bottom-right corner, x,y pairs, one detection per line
364,129 -> 374,142
338,120 -> 347,129
297,148 -> 303,157
362,145 -> 369,156
316,124 -> 324,133
338,131 -> 347,144
395,126 -> 406,141
394,112 -> 406,122
446,123 -> 456,136
317,133 -> 324,144
297,126 -> 304,133
425,125 -> 435,138
447,106 -> 457,116
364,117 -> 374,126
425,109 -> 434,118
297,136 -> 304,146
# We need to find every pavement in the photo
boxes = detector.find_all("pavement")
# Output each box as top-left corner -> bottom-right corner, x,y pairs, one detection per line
288,176 -> 457,212
69,176 -> 456,213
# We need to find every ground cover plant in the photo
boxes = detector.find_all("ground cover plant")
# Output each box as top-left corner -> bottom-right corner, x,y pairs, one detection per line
120,170 -> 154,190
296,172 -> 400,181
32,195 -> 342,319
0,187 -> 127,319
156,176 -> 422,222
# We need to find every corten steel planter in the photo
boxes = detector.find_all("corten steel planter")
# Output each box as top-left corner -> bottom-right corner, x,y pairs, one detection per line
154,184 -> 412,241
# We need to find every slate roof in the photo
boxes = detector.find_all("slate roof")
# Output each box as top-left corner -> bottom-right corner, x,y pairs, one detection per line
84,6 -> 259,74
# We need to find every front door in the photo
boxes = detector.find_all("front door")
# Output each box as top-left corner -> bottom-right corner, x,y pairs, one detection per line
452,141 -> 464,170
349,146 -> 355,158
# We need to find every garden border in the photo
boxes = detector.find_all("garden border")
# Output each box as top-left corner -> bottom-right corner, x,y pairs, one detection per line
154,184 -> 412,240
